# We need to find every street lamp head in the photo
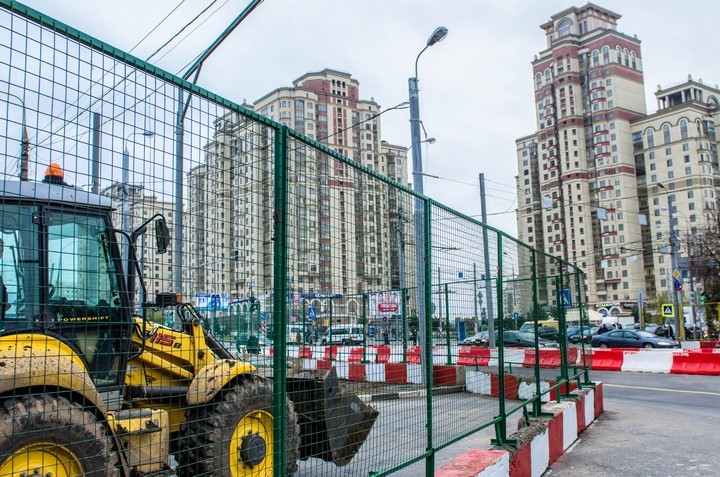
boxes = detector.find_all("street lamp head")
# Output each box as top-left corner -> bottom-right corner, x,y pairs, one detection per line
656,182 -> 667,191
142,130 -> 154,137
427,27 -> 449,47
424,137 -> 436,144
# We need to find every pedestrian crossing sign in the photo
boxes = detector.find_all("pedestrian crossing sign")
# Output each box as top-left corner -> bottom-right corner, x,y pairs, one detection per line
661,304 -> 674,317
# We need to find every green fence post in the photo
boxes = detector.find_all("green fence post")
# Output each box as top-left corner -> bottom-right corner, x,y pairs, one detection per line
531,250 -> 543,418
576,269 -> 595,387
423,200 -> 435,474
491,236 -> 516,446
401,287 -> 409,363
362,293 -> 370,363
271,125 -> 289,477
556,271 -> 570,398
328,297 -> 334,361
445,283 -> 452,365
302,300 -> 307,350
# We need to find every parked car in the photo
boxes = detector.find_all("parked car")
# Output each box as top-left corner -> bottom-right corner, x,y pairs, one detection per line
567,327 -> 592,344
591,329 -> 679,349
463,331 -> 557,348
518,322 -> 559,341
460,331 -> 489,346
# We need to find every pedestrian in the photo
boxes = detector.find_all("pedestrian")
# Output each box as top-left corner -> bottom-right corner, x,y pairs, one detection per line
295,331 -> 302,345
383,330 -> 390,345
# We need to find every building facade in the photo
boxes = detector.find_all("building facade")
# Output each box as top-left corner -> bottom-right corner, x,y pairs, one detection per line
186,69 -> 412,319
518,4 -> 720,316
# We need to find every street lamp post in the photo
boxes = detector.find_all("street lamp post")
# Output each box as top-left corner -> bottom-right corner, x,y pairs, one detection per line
1,91 -> 30,180
657,182 -> 682,341
409,26 -> 448,385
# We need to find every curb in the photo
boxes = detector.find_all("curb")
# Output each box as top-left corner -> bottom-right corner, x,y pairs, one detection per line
358,384 -> 465,403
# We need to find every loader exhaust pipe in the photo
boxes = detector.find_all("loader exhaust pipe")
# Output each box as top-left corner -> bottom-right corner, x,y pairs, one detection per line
286,367 -> 378,466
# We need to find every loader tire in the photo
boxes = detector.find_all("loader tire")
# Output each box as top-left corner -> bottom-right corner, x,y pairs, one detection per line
177,377 -> 300,476
0,394 -> 117,477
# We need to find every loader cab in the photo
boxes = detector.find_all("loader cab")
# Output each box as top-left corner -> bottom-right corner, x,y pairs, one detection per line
1,167 -> 132,394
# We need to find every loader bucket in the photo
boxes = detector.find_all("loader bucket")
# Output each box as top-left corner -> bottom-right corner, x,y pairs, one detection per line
286,367 -> 379,466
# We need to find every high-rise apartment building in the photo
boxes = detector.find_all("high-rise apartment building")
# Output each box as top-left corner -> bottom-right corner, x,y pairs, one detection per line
518,5 -> 720,317
186,69 -> 411,314
517,4 -> 647,310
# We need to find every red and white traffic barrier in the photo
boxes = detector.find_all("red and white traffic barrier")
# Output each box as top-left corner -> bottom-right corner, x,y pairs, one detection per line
587,348 -> 720,375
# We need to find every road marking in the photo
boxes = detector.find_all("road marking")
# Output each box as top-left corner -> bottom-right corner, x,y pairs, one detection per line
605,383 -> 720,396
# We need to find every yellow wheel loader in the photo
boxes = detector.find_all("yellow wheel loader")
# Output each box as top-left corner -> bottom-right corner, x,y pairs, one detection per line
0,165 -> 377,476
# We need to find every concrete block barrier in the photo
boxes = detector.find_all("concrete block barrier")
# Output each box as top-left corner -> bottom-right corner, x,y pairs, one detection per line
457,346 -> 491,366
670,349 -> 720,375
589,348 -> 624,371
621,349 -> 673,373
438,384 -> 603,477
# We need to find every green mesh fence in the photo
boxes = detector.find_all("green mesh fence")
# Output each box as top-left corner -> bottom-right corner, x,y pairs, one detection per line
0,1 -> 592,476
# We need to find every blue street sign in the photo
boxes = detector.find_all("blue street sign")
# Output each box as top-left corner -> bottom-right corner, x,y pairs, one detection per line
560,289 -> 572,308
673,279 -> 682,291
458,272 -> 464,278
260,313 -> 267,322
513,311 -> 519,320
307,307 -> 317,320
382,316 -> 388,323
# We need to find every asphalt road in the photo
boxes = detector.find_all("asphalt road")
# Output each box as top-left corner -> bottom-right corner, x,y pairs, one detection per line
544,370 -> 720,476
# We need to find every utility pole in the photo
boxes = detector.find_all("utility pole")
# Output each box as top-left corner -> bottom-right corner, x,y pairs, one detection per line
480,173 -> 495,347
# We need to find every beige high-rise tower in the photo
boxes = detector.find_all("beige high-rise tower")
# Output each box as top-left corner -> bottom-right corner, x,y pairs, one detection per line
516,4 -> 647,310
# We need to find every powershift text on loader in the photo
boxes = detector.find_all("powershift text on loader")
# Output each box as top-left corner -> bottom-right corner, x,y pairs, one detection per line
0,164 -> 378,476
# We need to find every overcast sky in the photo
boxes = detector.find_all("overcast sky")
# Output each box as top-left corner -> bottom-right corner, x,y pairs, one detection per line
18,0 -> 720,236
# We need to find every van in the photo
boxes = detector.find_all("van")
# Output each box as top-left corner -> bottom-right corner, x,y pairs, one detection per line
321,325 -> 365,345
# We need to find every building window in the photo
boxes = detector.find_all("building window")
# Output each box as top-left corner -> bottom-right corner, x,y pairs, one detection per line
646,129 -> 654,148
602,46 -> 610,65
535,73 -> 542,90
616,46 -> 622,63
593,50 -> 600,67
631,51 -> 637,69
663,124 -> 671,144
680,120 -> 688,139
557,18 -> 572,37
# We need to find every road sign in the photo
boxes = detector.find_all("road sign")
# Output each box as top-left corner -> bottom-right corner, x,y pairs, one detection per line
661,304 -> 674,317
672,269 -> 680,279
560,289 -> 572,308
260,313 -> 267,322
382,316 -> 388,323
513,311 -> 519,320
307,306 -> 316,321
458,272 -> 464,278
673,279 -> 682,291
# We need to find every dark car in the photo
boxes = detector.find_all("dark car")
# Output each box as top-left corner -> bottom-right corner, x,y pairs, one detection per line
465,331 -> 557,348
591,329 -> 679,349
460,331 -> 489,346
567,327 -> 592,344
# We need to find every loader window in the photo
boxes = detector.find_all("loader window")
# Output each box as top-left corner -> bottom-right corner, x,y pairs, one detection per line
47,212 -> 123,385
0,204 -> 40,329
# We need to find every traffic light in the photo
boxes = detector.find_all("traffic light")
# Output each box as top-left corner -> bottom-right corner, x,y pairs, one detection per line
700,291 -> 707,307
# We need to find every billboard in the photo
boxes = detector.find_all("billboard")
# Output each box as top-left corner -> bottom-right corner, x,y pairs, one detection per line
368,291 -> 402,317
195,292 -> 229,311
